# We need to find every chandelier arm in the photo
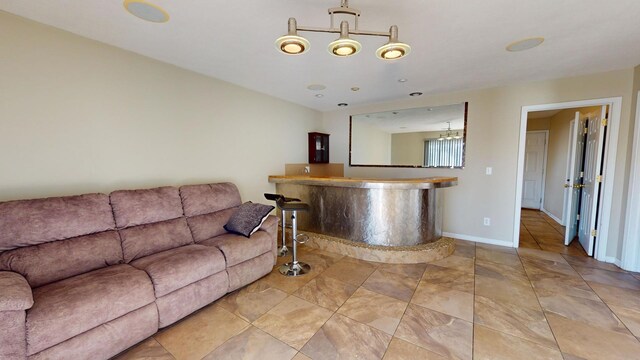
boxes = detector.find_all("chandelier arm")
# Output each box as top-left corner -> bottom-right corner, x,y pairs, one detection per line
296,25 -> 390,38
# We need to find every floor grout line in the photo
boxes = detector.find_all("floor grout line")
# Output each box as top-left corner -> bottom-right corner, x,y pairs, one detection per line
515,248 -> 565,354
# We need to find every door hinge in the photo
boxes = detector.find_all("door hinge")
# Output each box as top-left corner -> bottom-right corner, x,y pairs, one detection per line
602,118 -> 608,127
596,175 -> 603,183
580,171 -> 584,178
591,229 -> 597,237
583,127 -> 588,134
577,214 -> 580,221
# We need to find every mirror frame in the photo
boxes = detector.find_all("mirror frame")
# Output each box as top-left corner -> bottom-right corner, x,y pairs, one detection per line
349,102 -> 468,168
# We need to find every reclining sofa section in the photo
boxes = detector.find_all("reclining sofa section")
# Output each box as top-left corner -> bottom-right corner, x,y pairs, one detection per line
0,182 -> 277,360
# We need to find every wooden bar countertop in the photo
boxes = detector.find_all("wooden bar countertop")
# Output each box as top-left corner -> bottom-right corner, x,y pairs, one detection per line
268,175 -> 458,189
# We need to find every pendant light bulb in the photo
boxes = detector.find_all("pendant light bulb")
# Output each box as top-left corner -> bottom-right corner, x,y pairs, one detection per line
275,18 -> 310,55
376,25 -> 411,60
328,21 -> 362,57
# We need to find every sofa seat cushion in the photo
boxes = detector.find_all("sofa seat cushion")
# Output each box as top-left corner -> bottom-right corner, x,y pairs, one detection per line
130,244 -> 226,298
26,264 -> 155,356
200,231 -> 272,267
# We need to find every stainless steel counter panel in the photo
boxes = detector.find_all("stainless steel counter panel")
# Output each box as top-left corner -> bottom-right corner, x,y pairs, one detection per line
275,183 -> 443,246
269,176 -> 457,190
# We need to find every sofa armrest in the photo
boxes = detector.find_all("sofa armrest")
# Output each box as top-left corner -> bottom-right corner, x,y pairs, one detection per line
259,215 -> 279,264
260,215 -> 278,234
0,271 -> 34,311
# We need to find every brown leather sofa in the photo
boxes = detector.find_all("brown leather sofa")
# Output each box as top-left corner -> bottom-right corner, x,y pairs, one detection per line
0,183 -> 277,359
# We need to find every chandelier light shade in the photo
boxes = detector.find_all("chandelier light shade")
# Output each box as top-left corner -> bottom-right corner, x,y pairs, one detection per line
276,0 -> 410,60
376,25 -> 411,60
328,21 -> 362,57
275,18 -> 310,55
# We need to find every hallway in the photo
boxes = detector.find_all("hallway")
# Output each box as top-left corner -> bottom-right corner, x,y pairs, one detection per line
520,209 -> 587,256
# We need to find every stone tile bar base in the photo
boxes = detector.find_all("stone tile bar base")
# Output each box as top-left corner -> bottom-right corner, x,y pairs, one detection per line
288,229 -> 455,264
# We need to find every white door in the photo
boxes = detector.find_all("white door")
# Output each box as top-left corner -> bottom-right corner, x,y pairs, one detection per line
522,131 -> 547,209
564,114 -> 584,245
578,106 -> 607,255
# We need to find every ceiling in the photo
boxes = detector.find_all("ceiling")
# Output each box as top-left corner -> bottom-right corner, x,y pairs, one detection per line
352,103 -> 465,134
2,0 -> 640,111
528,110 -> 562,119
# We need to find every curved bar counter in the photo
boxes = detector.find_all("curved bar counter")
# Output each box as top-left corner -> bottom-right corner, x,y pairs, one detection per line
268,176 -> 457,248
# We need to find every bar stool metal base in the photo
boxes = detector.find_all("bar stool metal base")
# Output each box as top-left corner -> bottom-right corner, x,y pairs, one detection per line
279,262 -> 311,277
277,246 -> 289,257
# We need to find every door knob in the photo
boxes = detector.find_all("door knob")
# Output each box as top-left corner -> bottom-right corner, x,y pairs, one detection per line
563,184 -> 571,188
573,184 -> 584,189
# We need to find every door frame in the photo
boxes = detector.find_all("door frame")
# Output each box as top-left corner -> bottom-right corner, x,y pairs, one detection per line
514,97 -> 622,263
523,130 -> 549,211
622,91 -> 640,272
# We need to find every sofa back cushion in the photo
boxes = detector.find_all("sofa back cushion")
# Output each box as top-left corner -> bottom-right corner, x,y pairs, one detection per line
0,231 -> 123,288
0,193 -> 120,287
0,193 -> 115,252
179,183 -> 242,217
119,218 -> 193,263
187,207 -> 237,243
110,186 -> 184,228
111,187 -> 193,262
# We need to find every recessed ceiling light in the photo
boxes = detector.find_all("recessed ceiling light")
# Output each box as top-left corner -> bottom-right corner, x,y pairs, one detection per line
398,78 -> 408,83
307,84 -> 326,91
338,103 -> 349,107
351,87 -> 360,92
409,92 -> 423,97
315,94 -> 324,98
124,0 -> 169,23
506,37 -> 544,52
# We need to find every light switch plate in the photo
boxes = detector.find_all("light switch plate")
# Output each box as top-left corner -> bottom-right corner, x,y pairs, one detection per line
486,167 -> 493,175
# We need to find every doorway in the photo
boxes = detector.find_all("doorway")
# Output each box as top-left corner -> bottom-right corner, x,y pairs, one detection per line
521,106 -> 606,255
514,98 -> 622,262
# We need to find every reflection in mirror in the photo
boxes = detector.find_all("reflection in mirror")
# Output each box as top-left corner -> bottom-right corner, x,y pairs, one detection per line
349,102 -> 468,168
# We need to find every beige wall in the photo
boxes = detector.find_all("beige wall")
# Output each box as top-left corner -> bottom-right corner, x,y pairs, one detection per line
350,121 -> 391,165
390,131 -> 441,165
323,69 -> 634,258
619,65 -> 640,259
0,12 -> 321,203
542,110 -> 572,221
527,117 -> 551,131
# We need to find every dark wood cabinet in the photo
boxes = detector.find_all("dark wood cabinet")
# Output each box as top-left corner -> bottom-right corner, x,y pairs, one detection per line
308,132 -> 330,163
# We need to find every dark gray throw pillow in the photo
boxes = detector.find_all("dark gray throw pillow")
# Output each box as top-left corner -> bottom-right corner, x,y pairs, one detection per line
224,202 -> 275,237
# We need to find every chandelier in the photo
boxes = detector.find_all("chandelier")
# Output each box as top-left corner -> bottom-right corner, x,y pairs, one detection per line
438,122 -> 462,141
275,0 -> 411,60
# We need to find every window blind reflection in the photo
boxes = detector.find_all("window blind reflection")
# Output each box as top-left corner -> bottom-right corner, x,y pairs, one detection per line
424,138 -> 463,167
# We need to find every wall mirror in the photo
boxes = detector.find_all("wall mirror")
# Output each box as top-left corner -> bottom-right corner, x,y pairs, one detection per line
349,102 -> 468,168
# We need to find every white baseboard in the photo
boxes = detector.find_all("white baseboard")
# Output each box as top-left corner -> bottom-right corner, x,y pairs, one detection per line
603,256 -> 622,268
540,207 -> 563,225
443,232 -> 514,248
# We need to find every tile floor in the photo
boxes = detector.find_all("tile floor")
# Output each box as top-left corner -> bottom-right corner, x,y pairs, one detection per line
520,209 -> 587,256
116,241 -> 640,360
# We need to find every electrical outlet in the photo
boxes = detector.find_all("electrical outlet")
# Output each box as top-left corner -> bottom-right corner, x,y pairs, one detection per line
483,217 -> 491,226
304,166 -> 310,174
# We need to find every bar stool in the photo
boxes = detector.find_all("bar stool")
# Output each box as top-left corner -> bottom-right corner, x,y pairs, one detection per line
264,193 -> 300,257
264,193 -> 311,277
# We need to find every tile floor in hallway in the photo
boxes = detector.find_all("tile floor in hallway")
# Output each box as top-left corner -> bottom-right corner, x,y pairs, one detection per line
116,241 -> 640,360
520,209 -> 587,256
